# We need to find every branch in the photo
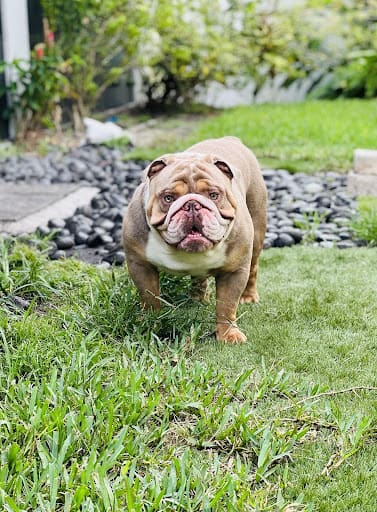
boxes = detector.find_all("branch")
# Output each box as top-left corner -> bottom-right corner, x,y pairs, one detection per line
282,386 -> 377,411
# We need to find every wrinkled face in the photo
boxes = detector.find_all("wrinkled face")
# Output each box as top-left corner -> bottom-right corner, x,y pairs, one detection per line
145,153 -> 237,253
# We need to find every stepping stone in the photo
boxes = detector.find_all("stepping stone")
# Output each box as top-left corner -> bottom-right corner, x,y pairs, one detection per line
0,184 -> 99,235
354,149 -> 377,175
347,149 -> 377,197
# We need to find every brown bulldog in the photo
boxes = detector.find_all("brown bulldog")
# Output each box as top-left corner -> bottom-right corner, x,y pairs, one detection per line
122,136 -> 267,343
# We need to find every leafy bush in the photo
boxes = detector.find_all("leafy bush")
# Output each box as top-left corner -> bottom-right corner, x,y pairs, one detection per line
232,0 -> 377,101
4,0 -> 377,138
237,2 -> 307,89
138,0 -> 240,108
0,44 -> 68,137
306,0 -> 377,99
137,0 -> 377,106
313,51 -> 377,99
41,0 -> 149,118
137,0 -> 321,107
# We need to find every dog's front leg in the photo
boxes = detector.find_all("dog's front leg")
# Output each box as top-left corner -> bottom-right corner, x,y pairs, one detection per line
215,270 -> 249,343
126,255 -> 160,310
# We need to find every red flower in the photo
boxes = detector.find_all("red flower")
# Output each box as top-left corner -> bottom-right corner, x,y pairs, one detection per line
35,44 -> 45,59
46,31 -> 55,48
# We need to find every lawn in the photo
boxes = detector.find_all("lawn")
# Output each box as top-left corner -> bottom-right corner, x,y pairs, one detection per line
1,240 -> 377,511
1,98 -> 377,510
126,99 -> 377,173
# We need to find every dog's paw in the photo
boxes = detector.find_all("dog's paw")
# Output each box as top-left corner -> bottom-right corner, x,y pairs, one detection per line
192,278 -> 210,304
216,325 -> 247,344
240,291 -> 259,304
193,289 -> 211,304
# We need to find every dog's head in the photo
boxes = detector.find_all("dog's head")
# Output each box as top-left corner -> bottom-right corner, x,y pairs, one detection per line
144,152 -> 237,253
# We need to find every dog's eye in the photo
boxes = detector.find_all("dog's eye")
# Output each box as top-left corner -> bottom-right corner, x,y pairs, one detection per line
209,191 -> 219,200
163,194 -> 174,203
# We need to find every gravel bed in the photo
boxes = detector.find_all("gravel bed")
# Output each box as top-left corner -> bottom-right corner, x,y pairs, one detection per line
0,145 -> 362,266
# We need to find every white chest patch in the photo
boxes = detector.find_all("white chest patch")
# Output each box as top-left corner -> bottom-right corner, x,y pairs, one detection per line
145,230 -> 227,276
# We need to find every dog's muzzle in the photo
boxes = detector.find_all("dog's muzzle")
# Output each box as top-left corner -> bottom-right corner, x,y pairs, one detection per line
160,193 -> 230,251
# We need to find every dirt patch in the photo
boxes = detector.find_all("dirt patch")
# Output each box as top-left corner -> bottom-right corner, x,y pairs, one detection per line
65,245 -> 111,265
14,129 -> 85,155
126,114 -> 207,148
7,112 -> 210,156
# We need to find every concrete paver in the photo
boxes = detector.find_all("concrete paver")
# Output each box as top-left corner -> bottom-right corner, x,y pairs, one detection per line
0,184 -> 99,235
348,148 -> 377,197
347,172 -> 377,197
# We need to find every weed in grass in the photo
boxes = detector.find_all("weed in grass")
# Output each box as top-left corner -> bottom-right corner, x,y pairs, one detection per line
321,404 -> 374,477
103,135 -> 131,150
0,318 -> 313,510
293,211 -> 327,245
62,265 -> 214,345
0,238 -> 60,315
350,196 -> 377,245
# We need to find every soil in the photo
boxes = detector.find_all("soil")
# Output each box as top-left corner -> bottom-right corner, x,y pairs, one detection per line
9,112 -> 209,156
126,114 -> 206,148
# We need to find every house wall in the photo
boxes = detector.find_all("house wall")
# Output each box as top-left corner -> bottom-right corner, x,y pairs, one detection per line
0,7 -> 8,137
0,0 -> 30,63
0,0 -> 30,138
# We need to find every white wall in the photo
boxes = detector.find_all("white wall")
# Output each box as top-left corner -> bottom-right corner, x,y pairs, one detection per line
0,0 -> 30,137
1,0 -> 30,63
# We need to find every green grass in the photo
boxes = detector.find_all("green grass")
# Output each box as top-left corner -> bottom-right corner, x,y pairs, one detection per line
0,141 -> 18,160
1,238 -> 377,510
351,196 -> 377,246
125,99 -> 377,173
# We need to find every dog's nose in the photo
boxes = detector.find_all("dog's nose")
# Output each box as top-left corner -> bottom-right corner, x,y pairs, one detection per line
183,200 -> 201,212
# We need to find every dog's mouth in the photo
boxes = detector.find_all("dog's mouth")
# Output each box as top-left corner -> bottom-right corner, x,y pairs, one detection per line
187,224 -> 201,236
176,225 -> 214,252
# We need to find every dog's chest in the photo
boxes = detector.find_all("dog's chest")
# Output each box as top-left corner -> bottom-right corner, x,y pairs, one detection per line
145,231 -> 227,276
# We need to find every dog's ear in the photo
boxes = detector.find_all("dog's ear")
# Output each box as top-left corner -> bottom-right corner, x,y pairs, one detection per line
147,159 -> 167,179
214,160 -> 233,180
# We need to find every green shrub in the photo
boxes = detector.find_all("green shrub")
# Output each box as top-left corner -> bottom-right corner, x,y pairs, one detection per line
0,45 -> 68,137
306,0 -> 377,99
41,0 -> 149,118
138,0 -> 240,108
311,51 -> 377,100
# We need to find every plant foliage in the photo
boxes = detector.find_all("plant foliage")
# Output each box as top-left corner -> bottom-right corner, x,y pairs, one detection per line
351,197 -> 377,246
0,46 -> 68,137
137,0 -> 240,107
41,0 -> 149,117
1,240 -> 377,510
1,0 -> 377,138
